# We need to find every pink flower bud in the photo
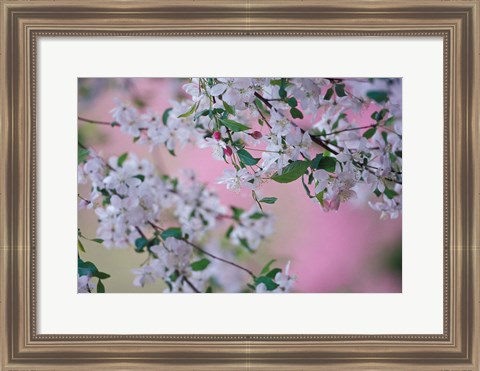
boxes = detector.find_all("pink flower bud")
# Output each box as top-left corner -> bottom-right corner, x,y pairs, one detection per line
213,131 -> 222,141
250,131 -> 263,140
223,146 -> 233,157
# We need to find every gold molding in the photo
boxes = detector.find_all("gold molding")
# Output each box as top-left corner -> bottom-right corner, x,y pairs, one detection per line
1,0 -> 478,369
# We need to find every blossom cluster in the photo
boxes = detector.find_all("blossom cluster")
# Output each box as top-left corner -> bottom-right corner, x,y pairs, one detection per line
108,77 -> 402,219
78,151 -> 282,293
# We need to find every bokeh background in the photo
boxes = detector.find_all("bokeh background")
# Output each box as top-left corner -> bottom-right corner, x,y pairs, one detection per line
78,78 -> 402,293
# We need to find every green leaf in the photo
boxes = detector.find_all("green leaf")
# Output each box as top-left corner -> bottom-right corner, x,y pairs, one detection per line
312,154 -> 336,172
96,272 -> 111,280
225,225 -> 234,238
237,149 -> 260,166
117,153 -> 128,167
249,212 -> 265,220
266,268 -> 282,279
324,88 -> 334,100
134,237 -> 148,252
376,108 -> 389,121
194,109 -> 210,121
363,127 -> 377,139
133,174 -> 145,182
278,78 -> 287,99
91,238 -> 104,244
77,239 -> 86,253
335,84 -> 347,97
223,101 -> 235,115
290,107 -> 304,119
255,276 -> 279,291
206,286 -> 213,293
78,147 -> 89,164
219,118 -> 250,132
231,206 -> 244,220
78,260 -> 99,277
367,90 -> 389,103
384,116 -> 395,126
269,79 -> 282,86
97,280 -> 105,293
271,160 -> 311,183
260,259 -> 276,275
286,97 -> 298,108
161,227 -> 182,240
315,190 -> 325,206
259,197 -> 278,204
177,103 -> 198,118
162,108 -> 173,125
239,238 -> 252,251
191,258 -> 211,271
169,271 -> 179,282
384,188 -> 399,199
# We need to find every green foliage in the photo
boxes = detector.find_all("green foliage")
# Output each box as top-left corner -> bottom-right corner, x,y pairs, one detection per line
231,206 -> 244,220
223,101 -> 235,115
177,103 -> 198,118
260,259 -> 276,275
134,237 -> 148,252
219,118 -> 250,132
160,227 -> 182,240
162,108 -> 173,125
96,272 -> 111,280
271,160 -> 311,183
259,197 -> 277,204
334,83 -> 347,97
367,90 -> 389,103
78,258 -> 110,282
77,147 -> 90,164
194,109 -> 210,121
255,276 -> 279,291
384,116 -> 395,126
249,212 -> 265,220
311,154 -> 336,172
77,239 -> 86,253
315,190 -> 325,206
97,280 -> 105,293
191,258 -> 211,271
363,127 -> 377,139
237,149 -> 260,166
290,107 -> 304,119
286,97 -> 298,108
117,153 -> 128,167
384,187 -> 399,199
324,88 -> 334,100
278,78 -> 288,99
265,268 -> 281,279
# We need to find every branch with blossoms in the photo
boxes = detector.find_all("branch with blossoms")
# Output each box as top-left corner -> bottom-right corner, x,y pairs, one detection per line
78,149 -> 294,293
78,77 -> 402,293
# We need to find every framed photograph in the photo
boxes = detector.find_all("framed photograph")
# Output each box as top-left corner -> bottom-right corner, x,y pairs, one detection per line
1,0 -> 479,369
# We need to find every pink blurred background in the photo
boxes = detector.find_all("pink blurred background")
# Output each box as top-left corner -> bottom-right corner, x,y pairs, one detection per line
78,78 -> 402,293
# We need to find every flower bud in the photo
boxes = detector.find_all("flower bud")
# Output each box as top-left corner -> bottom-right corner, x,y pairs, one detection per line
223,146 -> 233,157
213,131 -> 222,141
250,131 -> 263,140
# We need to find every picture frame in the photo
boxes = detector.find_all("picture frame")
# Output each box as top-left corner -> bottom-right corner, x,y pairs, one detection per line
1,0 -> 478,369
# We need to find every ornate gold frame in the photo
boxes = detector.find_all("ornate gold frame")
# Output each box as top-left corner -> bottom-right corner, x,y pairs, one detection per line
1,0 -> 479,369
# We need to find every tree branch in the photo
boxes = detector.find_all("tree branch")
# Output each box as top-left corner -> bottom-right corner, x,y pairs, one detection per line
148,221 -> 255,279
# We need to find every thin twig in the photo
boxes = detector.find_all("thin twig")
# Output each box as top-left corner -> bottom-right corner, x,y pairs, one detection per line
78,116 -> 112,126
183,276 -> 201,293
148,221 -> 255,278
254,92 -> 340,155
